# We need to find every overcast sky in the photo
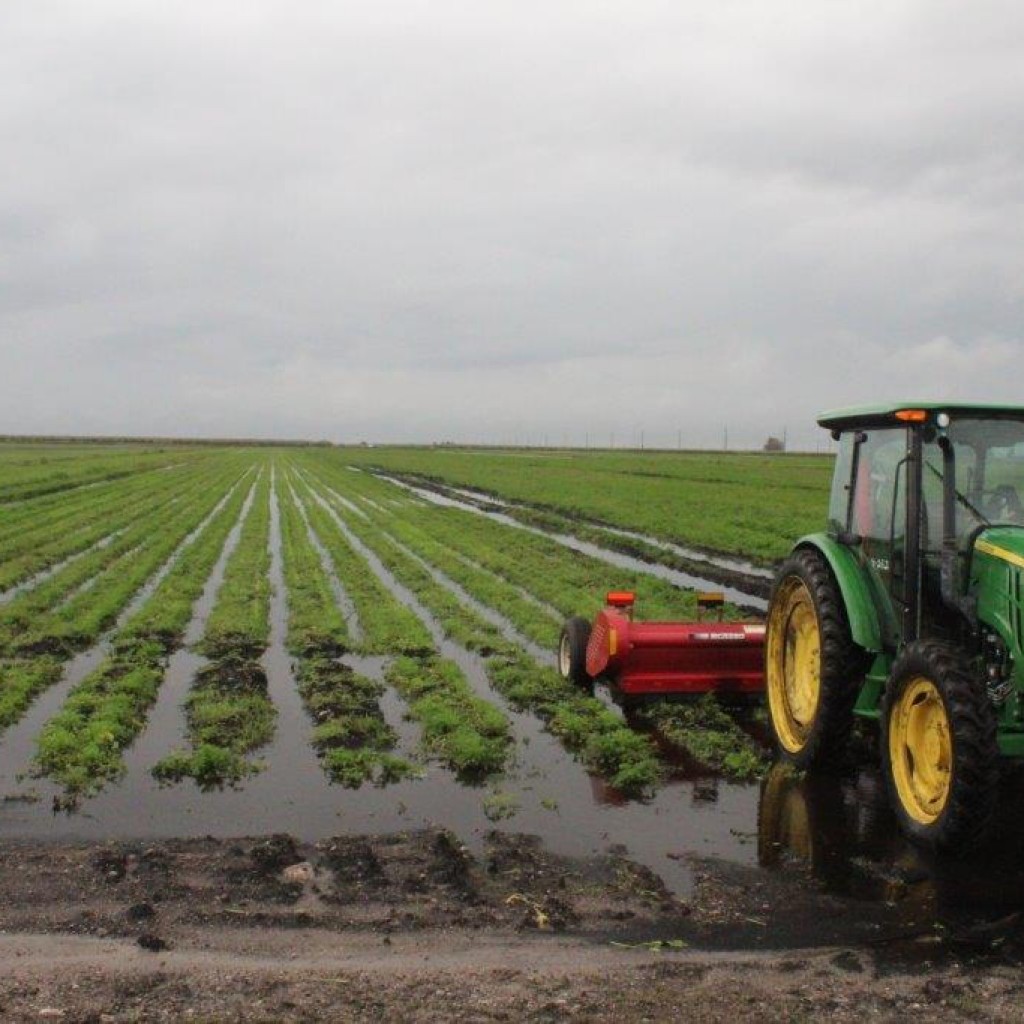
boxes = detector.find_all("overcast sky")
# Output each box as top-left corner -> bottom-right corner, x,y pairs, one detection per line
1,2 -> 1022,449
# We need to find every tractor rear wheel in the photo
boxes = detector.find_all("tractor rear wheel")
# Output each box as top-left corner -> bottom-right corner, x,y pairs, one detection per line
881,640 -> 998,852
765,548 -> 864,768
558,617 -> 592,688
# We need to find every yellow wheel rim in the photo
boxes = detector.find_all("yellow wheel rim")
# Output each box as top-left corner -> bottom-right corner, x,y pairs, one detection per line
759,764 -> 814,866
766,576 -> 821,752
888,676 -> 952,824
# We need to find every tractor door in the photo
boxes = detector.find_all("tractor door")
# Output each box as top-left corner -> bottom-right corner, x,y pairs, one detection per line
845,428 -> 909,650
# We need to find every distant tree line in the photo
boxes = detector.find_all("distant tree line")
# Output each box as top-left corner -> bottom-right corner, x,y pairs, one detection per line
0,435 -> 333,448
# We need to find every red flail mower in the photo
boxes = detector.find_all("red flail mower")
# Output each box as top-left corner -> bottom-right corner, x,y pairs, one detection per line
558,591 -> 765,703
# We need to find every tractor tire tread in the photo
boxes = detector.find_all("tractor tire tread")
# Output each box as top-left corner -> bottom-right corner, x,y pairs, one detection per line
882,639 -> 998,852
769,547 -> 866,769
561,616 -> 592,688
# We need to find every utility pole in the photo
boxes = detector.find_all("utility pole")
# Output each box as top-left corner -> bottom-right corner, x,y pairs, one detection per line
640,430 -> 644,450
724,426 -> 728,452
677,428 -> 682,450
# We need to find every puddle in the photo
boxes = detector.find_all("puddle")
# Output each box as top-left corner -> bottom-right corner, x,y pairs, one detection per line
757,761 -> 1024,933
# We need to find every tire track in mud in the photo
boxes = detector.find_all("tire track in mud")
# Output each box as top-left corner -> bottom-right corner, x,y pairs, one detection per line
0,469 -> 257,806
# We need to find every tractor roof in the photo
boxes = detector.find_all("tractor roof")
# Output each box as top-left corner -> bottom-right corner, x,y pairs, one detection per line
818,402 -> 1024,431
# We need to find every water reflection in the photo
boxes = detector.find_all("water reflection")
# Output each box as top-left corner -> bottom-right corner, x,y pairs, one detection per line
758,761 -> 1024,933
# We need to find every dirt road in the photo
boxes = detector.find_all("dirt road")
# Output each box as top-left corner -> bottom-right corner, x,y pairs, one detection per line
1,830 -> 1021,1022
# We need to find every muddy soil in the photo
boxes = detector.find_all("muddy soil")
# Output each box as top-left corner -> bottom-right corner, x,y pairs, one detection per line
2,829 -> 1024,1022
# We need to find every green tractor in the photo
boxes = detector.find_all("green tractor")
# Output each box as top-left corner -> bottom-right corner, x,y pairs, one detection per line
767,403 -> 1024,851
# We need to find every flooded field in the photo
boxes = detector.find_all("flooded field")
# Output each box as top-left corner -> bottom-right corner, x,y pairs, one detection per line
3,441 -> 1024,959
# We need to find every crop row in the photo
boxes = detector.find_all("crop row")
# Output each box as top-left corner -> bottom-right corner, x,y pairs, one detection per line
308,462 -> 767,781
33,471 -> 256,797
311,457 -> 706,623
276,472 -> 413,787
1,461 -> 249,656
301,467 -> 660,793
153,470 -> 275,788
0,459 -> 225,635
340,447 -> 833,562
290,472 -> 514,778
0,445 -> 202,504
0,463 -> 253,732
0,457 -> 227,592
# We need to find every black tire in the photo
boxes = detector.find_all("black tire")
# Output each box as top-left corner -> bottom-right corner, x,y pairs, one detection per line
765,548 -> 865,769
881,640 -> 998,852
558,616 -> 592,688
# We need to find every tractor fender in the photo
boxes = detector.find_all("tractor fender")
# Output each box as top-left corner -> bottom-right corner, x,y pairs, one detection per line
790,534 -> 882,654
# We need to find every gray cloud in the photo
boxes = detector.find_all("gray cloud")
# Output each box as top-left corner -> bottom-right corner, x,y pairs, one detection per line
1,1 -> 1023,448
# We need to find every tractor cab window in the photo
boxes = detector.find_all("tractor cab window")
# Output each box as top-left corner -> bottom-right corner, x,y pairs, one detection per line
827,433 -> 855,534
923,417 -> 1024,548
850,429 -> 907,547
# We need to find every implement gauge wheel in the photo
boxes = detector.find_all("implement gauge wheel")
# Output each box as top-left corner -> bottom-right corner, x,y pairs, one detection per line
881,640 -> 998,852
559,617 -> 592,688
765,548 -> 864,769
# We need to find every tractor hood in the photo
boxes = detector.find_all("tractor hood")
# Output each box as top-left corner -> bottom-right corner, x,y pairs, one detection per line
972,529 -> 1024,664
973,528 -> 1024,572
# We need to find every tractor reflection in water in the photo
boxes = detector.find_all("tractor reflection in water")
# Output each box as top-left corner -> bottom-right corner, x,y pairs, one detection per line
758,760 -> 1024,939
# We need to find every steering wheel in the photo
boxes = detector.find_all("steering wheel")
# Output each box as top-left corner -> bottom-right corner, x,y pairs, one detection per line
983,485 -> 1024,523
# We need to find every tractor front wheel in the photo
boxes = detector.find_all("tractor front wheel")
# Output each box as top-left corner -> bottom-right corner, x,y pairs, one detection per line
765,548 -> 863,768
558,617 -> 592,688
881,640 -> 998,852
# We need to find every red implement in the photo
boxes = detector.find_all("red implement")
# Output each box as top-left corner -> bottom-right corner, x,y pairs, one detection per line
560,591 -> 765,698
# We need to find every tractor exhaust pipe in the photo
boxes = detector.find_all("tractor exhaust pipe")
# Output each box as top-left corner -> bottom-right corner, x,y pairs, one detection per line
937,435 -> 975,624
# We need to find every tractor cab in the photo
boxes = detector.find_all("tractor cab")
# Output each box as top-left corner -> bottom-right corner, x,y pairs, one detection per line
766,402 -> 1024,852
823,404 -> 1024,652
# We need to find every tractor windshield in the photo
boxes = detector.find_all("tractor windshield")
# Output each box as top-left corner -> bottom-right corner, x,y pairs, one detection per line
922,417 -> 1024,549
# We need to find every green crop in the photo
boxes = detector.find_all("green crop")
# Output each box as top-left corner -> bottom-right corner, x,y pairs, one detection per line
275,469 -> 415,787
288,468 -> 512,779
292,477 -> 432,655
306,468 -> 660,794
637,695 -> 767,780
386,655 -> 510,778
0,461 -> 252,732
35,468 -> 256,797
336,447 -> 832,563
153,471 -> 276,788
